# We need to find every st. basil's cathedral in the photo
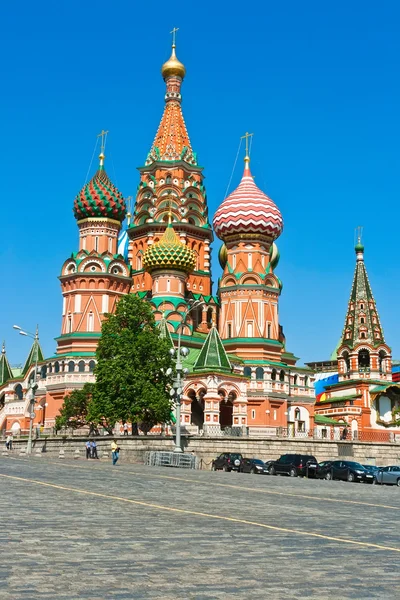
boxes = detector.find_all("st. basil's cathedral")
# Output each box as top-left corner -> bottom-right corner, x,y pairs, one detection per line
1,40 -> 399,441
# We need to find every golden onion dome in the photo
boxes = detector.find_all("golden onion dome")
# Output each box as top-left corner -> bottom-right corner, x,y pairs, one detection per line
143,221 -> 195,273
161,45 -> 186,80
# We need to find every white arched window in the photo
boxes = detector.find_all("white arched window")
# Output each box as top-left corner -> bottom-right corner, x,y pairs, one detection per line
94,236 -> 99,252
247,322 -> 253,337
87,311 -> 94,332
67,314 -> 72,333
232,254 -> 236,269
248,253 -> 252,270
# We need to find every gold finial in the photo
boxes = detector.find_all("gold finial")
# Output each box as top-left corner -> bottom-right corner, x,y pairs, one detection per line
241,132 -> 254,163
161,29 -> 186,80
97,129 -> 109,166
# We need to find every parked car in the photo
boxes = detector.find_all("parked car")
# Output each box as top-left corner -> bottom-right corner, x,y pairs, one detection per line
322,460 -> 375,483
374,465 -> 400,486
268,454 -> 318,478
363,465 -> 381,477
316,460 -> 334,479
240,458 -> 270,474
212,453 -> 243,472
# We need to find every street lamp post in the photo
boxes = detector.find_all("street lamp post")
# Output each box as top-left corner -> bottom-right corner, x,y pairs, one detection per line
13,324 -> 40,455
169,300 -> 203,453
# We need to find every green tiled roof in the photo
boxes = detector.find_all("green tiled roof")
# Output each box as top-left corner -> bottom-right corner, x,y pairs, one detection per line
22,339 -> 44,376
0,342 -> 13,386
314,414 -> 348,426
193,326 -> 231,373
319,394 -> 361,404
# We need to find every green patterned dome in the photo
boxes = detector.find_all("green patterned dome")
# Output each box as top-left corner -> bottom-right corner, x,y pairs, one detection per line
74,156 -> 126,222
143,222 -> 196,273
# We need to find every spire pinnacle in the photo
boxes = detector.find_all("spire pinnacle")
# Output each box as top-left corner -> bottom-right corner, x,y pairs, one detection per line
97,129 -> 109,168
241,132 -> 253,174
355,226 -> 364,260
1,340 -> 5,354
161,29 -> 186,80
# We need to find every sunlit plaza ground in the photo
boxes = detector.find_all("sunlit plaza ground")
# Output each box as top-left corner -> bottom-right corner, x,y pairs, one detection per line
1,456 -> 400,599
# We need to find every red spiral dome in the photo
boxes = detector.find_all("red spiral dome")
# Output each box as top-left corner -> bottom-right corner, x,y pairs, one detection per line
213,157 -> 283,241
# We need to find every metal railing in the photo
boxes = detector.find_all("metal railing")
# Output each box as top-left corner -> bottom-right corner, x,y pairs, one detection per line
145,451 -> 199,469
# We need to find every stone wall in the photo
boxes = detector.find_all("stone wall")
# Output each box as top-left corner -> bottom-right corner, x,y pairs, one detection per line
6,435 -> 400,469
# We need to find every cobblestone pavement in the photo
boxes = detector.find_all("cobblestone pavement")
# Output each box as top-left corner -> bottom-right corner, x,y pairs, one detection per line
1,457 -> 400,599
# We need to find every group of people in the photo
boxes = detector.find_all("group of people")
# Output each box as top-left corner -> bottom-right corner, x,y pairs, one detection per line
85,439 -> 120,465
85,440 -> 99,459
4,435 -> 13,450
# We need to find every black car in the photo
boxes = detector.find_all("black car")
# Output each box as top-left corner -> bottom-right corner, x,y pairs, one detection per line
269,454 -> 318,478
240,458 -> 270,474
212,453 -> 243,472
320,460 -> 374,483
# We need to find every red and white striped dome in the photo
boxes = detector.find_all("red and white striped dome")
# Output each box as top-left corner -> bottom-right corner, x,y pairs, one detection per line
213,158 -> 283,241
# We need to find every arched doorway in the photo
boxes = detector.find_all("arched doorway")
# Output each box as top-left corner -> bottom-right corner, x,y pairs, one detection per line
189,388 -> 205,429
351,419 -> 358,440
219,390 -> 234,429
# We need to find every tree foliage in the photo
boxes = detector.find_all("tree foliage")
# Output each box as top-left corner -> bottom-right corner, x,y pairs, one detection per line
55,383 -> 95,432
87,294 -> 175,431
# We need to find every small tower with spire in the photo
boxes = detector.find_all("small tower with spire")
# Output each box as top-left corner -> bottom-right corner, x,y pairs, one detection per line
128,33 -> 214,322
0,342 -> 13,388
337,234 -> 391,381
57,137 -> 132,356
213,138 -> 286,360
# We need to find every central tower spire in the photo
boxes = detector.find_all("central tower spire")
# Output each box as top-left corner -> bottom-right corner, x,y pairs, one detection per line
128,35 -> 215,329
146,31 -> 194,166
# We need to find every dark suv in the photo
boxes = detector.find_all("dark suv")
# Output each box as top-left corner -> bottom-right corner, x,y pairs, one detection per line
212,453 -> 243,472
269,454 -> 318,478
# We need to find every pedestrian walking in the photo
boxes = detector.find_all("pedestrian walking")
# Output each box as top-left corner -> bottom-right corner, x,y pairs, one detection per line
111,440 -> 120,465
85,440 -> 91,459
91,440 -> 98,459
123,422 -> 129,436
5,435 -> 10,450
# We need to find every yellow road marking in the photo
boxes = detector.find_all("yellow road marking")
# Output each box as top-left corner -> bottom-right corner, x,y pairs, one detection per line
1,472 -> 399,554
11,456 -> 400,513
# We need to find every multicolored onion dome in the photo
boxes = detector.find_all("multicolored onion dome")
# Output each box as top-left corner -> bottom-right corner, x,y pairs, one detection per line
269,242 -> 280,270
143,221 -> 196,273
218,244 -> 228,269
213,157 -> 283,241
74,156 -> 126,222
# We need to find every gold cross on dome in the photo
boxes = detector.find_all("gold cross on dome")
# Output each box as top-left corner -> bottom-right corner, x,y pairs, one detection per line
97,129 -> 109,153
241,131 -> 254,157
170,27 -> 179,46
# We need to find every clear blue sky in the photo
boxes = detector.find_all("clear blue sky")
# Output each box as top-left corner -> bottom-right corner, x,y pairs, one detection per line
1,0 -> 399,367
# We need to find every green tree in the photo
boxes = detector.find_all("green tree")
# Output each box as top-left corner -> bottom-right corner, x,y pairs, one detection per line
88,294 -> 175,432
55,383 -> 97,432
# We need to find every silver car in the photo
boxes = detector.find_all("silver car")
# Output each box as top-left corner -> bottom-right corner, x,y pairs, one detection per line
374,465 -> 400,486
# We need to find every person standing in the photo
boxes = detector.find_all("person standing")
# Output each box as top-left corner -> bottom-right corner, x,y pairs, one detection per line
85,440 -> 91,459
91,440 -> 98,459
8,434 -> 13,450
5,435 -> 10,450
123,422 -> 129,436
111,440 -> 119,465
